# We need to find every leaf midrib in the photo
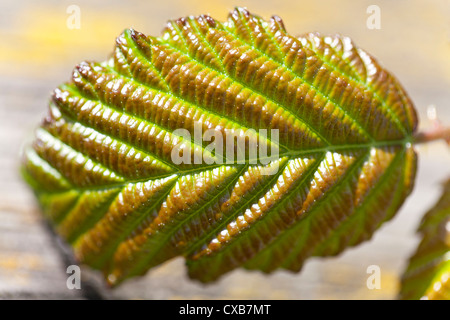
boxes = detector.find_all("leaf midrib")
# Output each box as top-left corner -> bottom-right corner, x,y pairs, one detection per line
33,136 -> 412,197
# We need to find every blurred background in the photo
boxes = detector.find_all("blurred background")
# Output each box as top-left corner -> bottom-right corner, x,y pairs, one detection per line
0,0 -> 449,299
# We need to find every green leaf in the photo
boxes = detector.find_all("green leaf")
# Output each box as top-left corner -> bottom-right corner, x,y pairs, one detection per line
400,179 -> 450,300
22,7 -> 418,286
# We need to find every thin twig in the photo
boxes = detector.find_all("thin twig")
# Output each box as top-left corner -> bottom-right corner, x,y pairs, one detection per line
413,126 -> 450,145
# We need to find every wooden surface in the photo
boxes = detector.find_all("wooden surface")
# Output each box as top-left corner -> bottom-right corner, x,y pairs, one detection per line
0,0 -> 449,300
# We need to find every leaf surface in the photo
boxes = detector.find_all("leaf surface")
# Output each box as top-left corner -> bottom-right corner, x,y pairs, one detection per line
22,7 -> 418,285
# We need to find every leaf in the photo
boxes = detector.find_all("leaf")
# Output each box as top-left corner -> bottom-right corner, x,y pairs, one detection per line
22,7 -> 418,286
400,179 -> 450,300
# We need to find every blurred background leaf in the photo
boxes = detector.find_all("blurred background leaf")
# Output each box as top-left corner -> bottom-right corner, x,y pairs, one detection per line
400,179 -> 450,300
